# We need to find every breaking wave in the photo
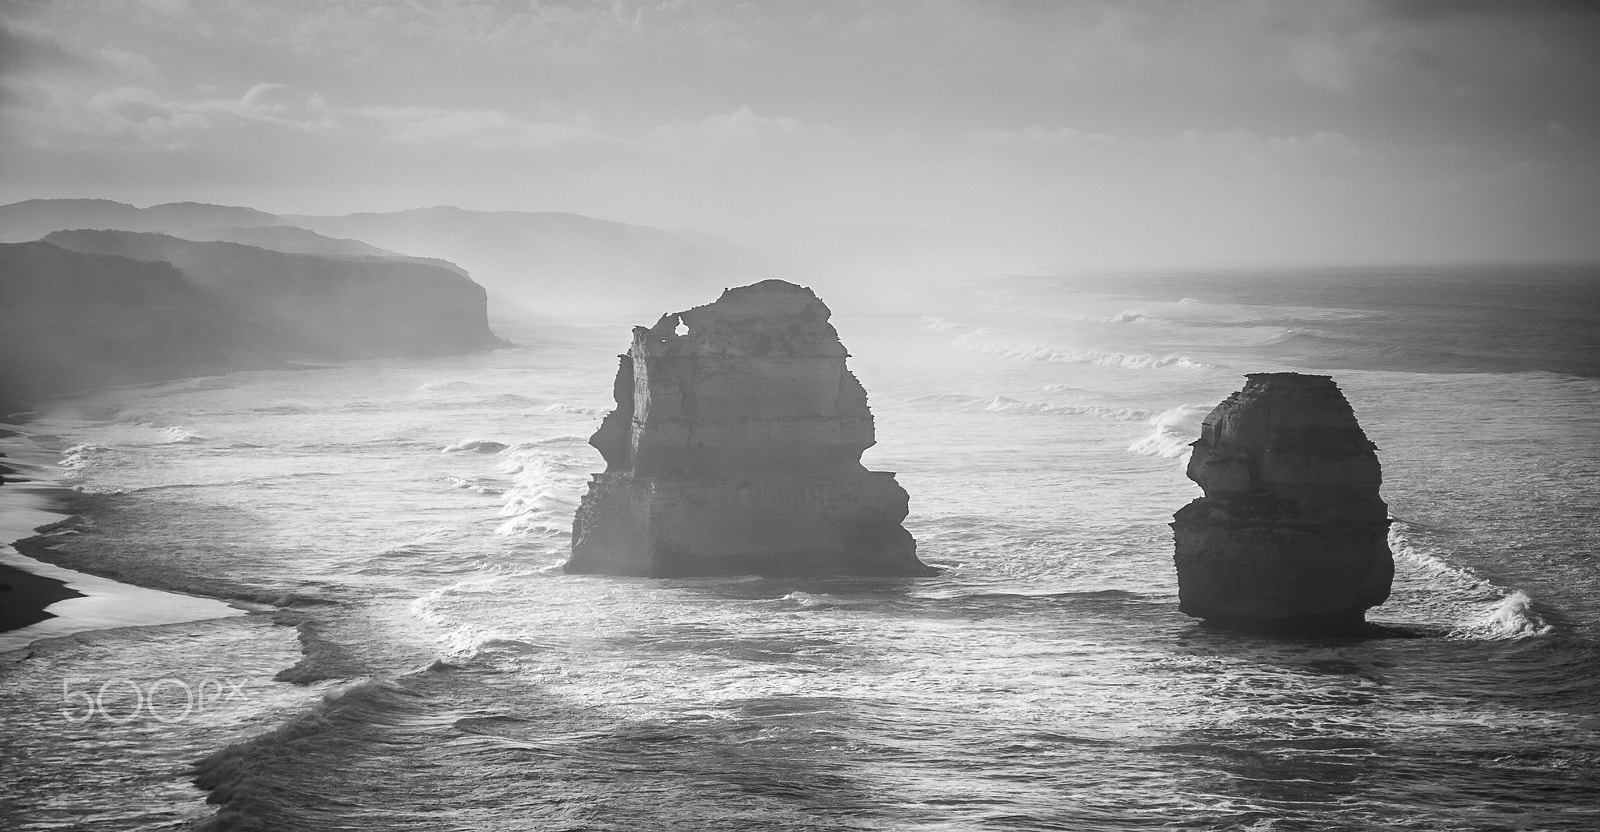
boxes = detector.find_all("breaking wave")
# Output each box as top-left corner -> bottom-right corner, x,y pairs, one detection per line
442,439 -> 509,454
543,403 -> 609,416
496,444 -> 583,537
159,426 -> 206,444
409,579 -> 534,659
950,330 -> 1211,370
443,475 -> 502,495
979,396 -> 1154,422
1475,591 -> 1557,639
1126,404 -> 1210,459
192,672 -> 441,831
908,394 -> 1154,422
417,380 -> 490,393
1388,525 -> 1557,639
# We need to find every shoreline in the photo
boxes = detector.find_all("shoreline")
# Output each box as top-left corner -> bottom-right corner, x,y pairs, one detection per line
0,558 -> 84,632
0,430 -> 244,656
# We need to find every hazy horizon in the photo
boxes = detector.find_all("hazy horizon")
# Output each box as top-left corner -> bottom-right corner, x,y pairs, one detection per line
3,1 -> 1599,271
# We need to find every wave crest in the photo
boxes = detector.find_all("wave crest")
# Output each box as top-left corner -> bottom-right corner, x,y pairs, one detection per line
1474,590 -> 1556,639
442,439 -> 509,454
1127,404 -> 1210,459
496,445 -> 584,537
950,331 -> 1211,370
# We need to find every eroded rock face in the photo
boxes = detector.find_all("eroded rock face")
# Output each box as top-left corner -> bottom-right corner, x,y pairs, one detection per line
568,279 -> 934,578
1172,373 -> 1393,635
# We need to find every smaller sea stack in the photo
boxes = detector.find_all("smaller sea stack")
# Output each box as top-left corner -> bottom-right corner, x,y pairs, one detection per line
1172,373 -> 1393,635
567,279 -> 934,578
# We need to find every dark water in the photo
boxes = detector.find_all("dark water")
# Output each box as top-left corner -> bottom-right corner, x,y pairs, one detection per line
2,266 -> 1598,830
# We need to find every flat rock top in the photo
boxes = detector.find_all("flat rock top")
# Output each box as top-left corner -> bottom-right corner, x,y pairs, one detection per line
691,279 -> 833,322
1203,372 -> 1375,455
639,279 -> 846,358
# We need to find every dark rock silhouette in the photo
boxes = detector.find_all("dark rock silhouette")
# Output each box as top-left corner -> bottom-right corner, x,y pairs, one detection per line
0,198 -> 278,243
42,230 -> 497,359
568,279 -> 934,578
1172,373 -> 1393,635
0,234 -> 498,413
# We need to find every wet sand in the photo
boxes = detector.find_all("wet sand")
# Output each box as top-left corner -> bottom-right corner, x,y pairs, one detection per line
0,430 -> 243,655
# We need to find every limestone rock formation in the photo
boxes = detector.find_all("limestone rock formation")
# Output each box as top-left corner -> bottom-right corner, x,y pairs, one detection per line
567,279 -> 934,578
1172,373 -> 1393,634
0,234 -> 499,413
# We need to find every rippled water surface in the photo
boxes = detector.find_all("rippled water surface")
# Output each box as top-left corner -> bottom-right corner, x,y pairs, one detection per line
3,268 -> 1598,831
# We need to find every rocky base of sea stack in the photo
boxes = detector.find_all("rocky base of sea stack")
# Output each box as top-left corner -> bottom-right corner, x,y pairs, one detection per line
566,279 -> 934,578
568,471 -> 928,578
1172,373 -> 1394,636
1172,515 -> 1394,635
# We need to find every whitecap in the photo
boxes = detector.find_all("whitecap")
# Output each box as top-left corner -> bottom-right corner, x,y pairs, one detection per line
1126,404 -> 1211,459
1474,590 -> 1556,639
495,447 -> 585,537
543,403 -> 609,416
950,331 -> 1211,371
159,426 -> 206,444
442,439 -> 509,454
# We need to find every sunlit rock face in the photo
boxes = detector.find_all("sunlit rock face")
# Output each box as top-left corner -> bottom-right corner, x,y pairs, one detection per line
1172,373 -> 1394,635
568,279 -> 934,577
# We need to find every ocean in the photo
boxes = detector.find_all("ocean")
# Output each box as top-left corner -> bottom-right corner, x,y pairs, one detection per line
2,267 -> 1598,831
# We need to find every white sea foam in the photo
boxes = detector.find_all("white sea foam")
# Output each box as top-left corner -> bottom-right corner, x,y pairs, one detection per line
910,393 -> 1152,422
1127,404 -> 1210,459
980,396 -> 1154,422
443,475 -> 503,495
1475,591 -> 1555,639
409,580 -> 531,658
950,330 -> 1212,370
417,380 -> 490,393
57,443 -> 112,476
158,426 -> 206,444
1388,525 -> 1555,638
908,392 -> 989,407
496,446 -> 582,537
442,439 -> 509,454
543,403 -> 609,416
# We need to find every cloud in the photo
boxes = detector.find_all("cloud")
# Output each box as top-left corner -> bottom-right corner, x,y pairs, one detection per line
1169,128 -> 1365,158
230,83 -> 337,128
48,83 -> 339,149
0,19 -> 91,78
355,105 -> 613,150
966,125 -> 1363,160
966,126 -> 1118,149
650,106 -> 843,155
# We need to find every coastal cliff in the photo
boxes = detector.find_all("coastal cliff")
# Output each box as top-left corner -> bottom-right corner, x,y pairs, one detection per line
1172,373 -> 1394,635
42,231 -> 497,358
568,279 -> 934,577
0,235 -> 498,413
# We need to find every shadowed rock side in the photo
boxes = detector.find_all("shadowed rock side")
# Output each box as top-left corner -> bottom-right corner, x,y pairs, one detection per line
1172,373 -> 1394,635
0,235 -> 499,414
568,279 -> 935,578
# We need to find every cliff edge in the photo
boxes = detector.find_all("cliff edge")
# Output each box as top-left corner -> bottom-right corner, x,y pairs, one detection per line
1171,373 -> 1394,635
567,279 -> 934,578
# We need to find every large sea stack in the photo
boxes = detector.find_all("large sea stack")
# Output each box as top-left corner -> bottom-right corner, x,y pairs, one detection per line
567,279 -> 934,578
1172,373 -> 1394,635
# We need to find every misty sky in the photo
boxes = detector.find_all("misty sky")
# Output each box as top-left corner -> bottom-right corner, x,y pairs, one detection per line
3,0 -> 1598,269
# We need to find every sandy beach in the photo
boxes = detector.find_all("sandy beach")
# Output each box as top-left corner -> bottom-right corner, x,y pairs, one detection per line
0,557 -> 83,631
0,428 -> 243,656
